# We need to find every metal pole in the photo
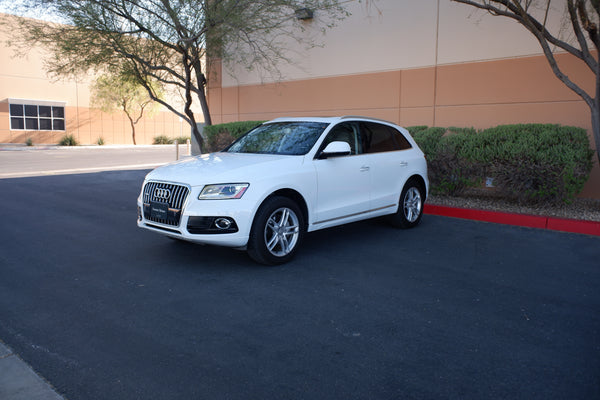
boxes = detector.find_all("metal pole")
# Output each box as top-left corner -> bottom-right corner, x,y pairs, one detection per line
175,140 -> 179,160
186,139 -> 191,156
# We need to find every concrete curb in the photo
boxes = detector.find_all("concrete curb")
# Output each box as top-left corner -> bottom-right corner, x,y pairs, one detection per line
0,342 -> 64,400
424,204 -> 600,237
0,144 -> 184,151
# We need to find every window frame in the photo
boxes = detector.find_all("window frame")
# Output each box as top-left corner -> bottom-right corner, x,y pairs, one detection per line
316,121 -> 362,157
360,121 -> 413,154
8,99 -> 66,132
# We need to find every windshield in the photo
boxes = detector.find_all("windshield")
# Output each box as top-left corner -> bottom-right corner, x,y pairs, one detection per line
226,122 -> 329,155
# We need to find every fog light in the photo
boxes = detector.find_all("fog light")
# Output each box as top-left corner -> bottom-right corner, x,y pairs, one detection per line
187,216 -> 238,234
214,217 -> 232,230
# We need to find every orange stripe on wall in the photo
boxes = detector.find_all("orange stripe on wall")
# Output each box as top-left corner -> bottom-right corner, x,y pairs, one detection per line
209,53 -> 599,198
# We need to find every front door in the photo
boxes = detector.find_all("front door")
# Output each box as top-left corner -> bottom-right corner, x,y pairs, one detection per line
313,122 -> 371,224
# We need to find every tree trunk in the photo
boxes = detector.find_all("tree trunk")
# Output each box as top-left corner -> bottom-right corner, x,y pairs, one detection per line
196,84 -> 211,153
122,102 -> 137,145
128,116 -> 137,145
183,82 -> 203,153
590,59 -> 600,163
593,103 -> 600,167
179,49 -> 204,153
197,84 -> 212,127
187,109 -> 203,153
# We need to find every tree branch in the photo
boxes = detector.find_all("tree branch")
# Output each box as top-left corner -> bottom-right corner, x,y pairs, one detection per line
452,0 -> 597,107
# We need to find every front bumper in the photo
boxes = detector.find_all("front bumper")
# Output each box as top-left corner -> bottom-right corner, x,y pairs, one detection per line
137,187 -> 255,248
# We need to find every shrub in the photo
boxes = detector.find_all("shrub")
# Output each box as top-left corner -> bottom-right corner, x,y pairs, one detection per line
412,127 -> 480,196
25,138 -> 33,146
97,137 -> 105,145
206,130 -> 235,153
434,130 -> 485,196
411,127 -> 445,159
410,123 -> 593,203
478,124 -> 594,204
406,126 -> 429,135
59,134 -> 78,146
153,135 -> 173,144
172,136 -> 191,144
203,121 -> 265,152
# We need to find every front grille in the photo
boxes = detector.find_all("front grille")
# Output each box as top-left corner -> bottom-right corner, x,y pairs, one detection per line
142,181 -> 190,226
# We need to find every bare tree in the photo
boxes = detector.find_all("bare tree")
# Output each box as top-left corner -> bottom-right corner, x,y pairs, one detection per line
451,0 -> 600,163
3,0 -> 350,151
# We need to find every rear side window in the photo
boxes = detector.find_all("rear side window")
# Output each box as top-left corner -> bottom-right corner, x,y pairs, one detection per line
361,122 -> 412,153
392,127 -> 413,150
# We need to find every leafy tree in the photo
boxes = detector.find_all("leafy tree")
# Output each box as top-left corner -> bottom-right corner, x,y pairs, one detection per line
451,0 -> 600,163
3,0 -> 350,151
91,70 -> 162,145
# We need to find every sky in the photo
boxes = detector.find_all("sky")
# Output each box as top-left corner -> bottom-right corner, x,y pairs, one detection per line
0,0 -> 61,22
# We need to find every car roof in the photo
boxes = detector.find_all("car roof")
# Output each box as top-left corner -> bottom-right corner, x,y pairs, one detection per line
266,116 -> 399,126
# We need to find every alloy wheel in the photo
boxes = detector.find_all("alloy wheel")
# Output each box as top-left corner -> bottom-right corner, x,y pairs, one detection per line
403,187 -> 422,223
264,207 -> 300,257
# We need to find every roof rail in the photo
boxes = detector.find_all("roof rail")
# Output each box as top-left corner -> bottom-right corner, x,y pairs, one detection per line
340,115 -> 395,124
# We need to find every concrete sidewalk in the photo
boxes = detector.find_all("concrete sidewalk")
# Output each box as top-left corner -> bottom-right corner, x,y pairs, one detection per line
0,342 -> 64,400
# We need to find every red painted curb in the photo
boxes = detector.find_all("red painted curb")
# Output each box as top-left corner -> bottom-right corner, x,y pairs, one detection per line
424,204 -> 600,237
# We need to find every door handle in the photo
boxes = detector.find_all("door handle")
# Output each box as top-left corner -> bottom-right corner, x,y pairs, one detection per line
399,161 -> 408,167
360,166 -> 370,172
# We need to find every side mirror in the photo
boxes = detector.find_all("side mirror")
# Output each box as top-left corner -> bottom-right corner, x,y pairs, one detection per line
319,141 -> 351,159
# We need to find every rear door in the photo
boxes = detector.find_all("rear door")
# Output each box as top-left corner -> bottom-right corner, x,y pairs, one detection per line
359,121 -> 414,212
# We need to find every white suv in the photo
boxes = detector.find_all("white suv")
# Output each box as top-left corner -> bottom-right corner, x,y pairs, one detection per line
137,116 -> 428,265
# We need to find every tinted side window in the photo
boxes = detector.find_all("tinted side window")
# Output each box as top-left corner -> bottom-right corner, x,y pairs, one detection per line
361,122 -> 398,153
392,128 -> 413,150
319,122 -> 361,155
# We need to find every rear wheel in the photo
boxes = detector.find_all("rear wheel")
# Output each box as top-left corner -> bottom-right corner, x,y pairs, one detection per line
247,196 -> 305,265
389,179 -> 424,229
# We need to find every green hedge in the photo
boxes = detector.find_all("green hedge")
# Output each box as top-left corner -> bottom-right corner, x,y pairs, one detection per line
412,124 -> 594,204
415,127 -> 482,196
203,121 -> 265,152
196,121 -> 593,204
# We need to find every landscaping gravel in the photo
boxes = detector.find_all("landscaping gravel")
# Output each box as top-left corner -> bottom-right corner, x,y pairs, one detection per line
428,192 -> 600,222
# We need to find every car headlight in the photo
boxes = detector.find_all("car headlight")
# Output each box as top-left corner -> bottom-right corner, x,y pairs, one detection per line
198,183 -> 249,200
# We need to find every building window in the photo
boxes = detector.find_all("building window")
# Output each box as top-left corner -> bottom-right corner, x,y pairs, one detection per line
9,100 -> 66,131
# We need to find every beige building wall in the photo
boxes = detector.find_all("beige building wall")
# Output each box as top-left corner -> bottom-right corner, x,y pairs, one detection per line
209,0 -> 599,198
1,2 -> 598,196
0,13 -> 192,146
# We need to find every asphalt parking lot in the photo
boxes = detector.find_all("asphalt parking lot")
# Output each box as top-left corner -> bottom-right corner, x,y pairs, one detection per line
0,166 -> 599,399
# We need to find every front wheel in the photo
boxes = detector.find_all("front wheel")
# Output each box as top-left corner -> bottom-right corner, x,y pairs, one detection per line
247,196 -> 305,265
388,179 -> 424,229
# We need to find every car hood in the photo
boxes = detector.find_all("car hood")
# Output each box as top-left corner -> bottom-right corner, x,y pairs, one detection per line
145,152 -> 305,187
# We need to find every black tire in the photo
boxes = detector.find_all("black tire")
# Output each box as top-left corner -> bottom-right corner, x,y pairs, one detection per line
388,178 -> 424,229
247,196 -> 305,265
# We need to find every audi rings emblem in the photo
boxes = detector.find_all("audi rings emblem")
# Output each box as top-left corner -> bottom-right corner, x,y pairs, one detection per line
154,188 -> 171,200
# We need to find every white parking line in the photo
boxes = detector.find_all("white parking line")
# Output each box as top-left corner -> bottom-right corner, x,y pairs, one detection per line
0,163 -> 164,178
